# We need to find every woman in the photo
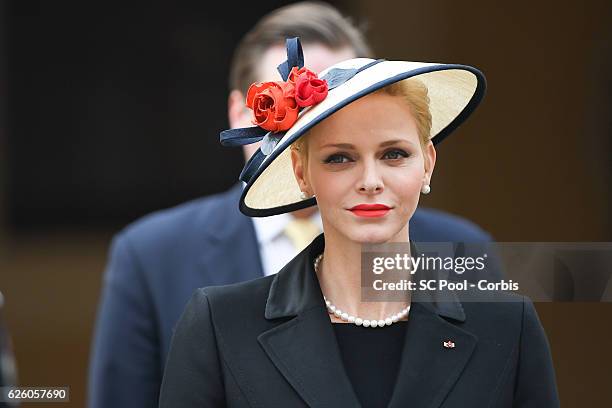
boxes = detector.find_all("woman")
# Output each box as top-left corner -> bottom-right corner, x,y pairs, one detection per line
158,38 -> 559,407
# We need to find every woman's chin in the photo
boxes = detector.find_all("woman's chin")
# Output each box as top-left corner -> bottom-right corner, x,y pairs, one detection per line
344,226 -> 399,245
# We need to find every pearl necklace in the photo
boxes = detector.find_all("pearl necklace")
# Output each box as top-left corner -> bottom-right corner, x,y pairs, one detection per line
314,253 -> 410,328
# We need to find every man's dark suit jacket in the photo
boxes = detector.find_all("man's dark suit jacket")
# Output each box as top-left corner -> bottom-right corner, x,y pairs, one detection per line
88,182 -> 501,408
158,232 -> 559,407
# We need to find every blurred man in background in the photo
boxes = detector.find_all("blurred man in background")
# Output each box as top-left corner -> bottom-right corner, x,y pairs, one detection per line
88,2 -> 496,407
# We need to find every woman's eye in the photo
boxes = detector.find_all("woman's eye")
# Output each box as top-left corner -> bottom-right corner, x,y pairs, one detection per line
383,149 -> 409,160
323,154 -> 352,164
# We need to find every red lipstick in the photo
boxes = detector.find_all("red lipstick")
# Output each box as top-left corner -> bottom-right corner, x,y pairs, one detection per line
348,204 -> 391,218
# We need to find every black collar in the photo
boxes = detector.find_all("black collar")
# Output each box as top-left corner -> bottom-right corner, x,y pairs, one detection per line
264,233 -> 466,322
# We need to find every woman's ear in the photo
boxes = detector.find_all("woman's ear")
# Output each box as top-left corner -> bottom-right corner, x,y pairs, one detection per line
423,141 -> 437,185
291,148 -> 310,194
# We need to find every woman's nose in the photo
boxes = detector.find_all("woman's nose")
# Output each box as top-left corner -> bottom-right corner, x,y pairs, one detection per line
358,160 -> 384,193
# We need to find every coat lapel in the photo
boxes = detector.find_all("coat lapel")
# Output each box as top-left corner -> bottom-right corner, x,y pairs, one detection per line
258,308 -> 361,407
199,183 -> 264,286
387,302 -> 477,408
258,233 -> 478,408
258,233 -> 361,407
389,242 -> 477,407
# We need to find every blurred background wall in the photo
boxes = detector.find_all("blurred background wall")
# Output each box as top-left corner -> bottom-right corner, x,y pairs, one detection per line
0,0 -> 610,406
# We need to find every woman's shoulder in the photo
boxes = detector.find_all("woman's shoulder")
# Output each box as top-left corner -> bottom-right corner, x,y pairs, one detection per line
192,274 -> 276,316
199,273 -> 276,299
456,290 -> 543,339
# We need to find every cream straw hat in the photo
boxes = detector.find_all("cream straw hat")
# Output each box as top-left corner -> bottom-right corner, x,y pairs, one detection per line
220,38 -> 486,217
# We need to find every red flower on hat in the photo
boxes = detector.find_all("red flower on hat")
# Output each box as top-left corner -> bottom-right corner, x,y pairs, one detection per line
288,67 -> 329,107
246,81 -> 298,132
245,66 -> 328,133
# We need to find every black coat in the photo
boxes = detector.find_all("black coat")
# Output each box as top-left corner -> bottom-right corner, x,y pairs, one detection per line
89,182 -> 502,408
159,233 -> 559,407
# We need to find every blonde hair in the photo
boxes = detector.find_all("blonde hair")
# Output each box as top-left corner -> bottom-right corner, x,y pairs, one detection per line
291,77 -> 432,165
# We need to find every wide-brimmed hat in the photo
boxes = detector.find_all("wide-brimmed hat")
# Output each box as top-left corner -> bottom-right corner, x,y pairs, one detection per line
220,38 -> 486,217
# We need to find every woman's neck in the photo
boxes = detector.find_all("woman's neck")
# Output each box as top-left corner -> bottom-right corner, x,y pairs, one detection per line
316,224 -> 411,323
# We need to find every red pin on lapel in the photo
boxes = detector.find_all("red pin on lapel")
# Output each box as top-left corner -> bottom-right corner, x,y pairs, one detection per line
443,340 -> 455,349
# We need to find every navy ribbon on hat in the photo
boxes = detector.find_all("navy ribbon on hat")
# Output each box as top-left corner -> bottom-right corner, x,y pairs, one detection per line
220,36 -> 385,183
239,146 -> 266,184
277,37 -> 304,81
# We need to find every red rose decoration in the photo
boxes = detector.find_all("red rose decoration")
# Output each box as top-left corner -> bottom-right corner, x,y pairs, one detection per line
287,66 -> 313,84
246,81 -> 298,132
288,67 -> 329,108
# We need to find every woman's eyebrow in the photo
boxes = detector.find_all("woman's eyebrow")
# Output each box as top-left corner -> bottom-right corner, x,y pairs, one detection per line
319,139 -> 413,149
319,143 -> 355,149
379,139 -> 414,147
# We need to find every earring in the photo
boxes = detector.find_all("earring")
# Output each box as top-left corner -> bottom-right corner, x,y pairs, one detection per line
421,184 -> 431,195
300,191 -> 316,200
